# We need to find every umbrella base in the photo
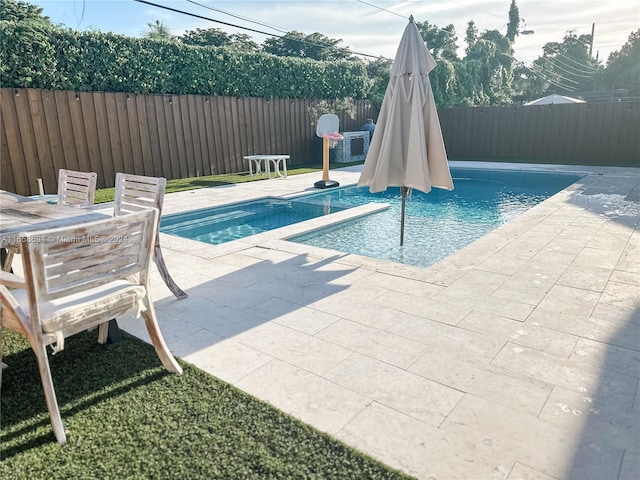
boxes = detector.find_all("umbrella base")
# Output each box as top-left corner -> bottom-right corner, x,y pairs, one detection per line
314,179 -> 340,189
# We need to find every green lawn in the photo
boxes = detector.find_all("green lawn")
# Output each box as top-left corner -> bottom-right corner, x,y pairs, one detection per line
0,329 -> 413,479
94,162 -> 362,203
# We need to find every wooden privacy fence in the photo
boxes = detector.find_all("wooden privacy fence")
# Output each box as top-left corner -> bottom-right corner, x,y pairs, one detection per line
439,101 -> 640,167
1,88 -> 638,196
1,88 -> 375,195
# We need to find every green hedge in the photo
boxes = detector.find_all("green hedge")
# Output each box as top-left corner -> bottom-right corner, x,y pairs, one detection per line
0,21 -> 371,98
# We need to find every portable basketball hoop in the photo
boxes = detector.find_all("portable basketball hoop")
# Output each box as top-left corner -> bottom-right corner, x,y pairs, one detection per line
323,132 -> 343,149
314,114 -> 341,189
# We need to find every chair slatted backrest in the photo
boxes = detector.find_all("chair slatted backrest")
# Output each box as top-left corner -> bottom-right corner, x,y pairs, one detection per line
57,169 -> 98,207
115,173 -> 165,218
114,172 -> 188,300
20,209 -> 158,304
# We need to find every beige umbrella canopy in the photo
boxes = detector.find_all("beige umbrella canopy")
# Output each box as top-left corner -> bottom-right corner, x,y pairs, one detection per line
357,15 -> 453,245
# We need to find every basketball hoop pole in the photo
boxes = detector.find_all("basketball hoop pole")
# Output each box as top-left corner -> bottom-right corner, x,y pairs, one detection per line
322,137 -> 330,181
314,114 -> 341,189
314,136 -> 339,188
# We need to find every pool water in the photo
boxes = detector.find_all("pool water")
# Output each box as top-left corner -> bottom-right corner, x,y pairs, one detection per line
160,197 -> 350,245
160,168 -> 583,268
290,169 -> 582,267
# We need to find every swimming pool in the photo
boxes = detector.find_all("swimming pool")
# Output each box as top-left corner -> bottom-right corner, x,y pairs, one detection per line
290,169 -> 582,267
160,168 -> 583,267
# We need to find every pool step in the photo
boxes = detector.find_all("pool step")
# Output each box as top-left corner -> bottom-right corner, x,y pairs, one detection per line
161,204 -> 289,234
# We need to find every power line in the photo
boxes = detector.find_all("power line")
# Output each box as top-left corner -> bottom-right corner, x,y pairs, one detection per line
536,65 -> 580,84
515,52 -> 593,89
527,63 -> 579,88
521,62 -> 578,92
133,0 -> 384,60
356,0 -> 406,20
135,0 -> 268,37
142,0 -> 600,93
545,45 -> 598,71
357,0 -> 459,38
597,42 -> 630,48
359,0 -> 586,91
546,62 -> 592,80
542,55 -> 597,77
598,30 -> 635,37
358,0 -> 586,91
359,0 -> 607,73
184,0 -> 289,34
517,34 -> 599,73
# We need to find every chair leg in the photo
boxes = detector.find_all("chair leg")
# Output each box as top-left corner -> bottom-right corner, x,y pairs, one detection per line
97,320 -> 122,344
2,248 -> 14,273
32,341 -> 67,444
97,322 -> 109,344
141,299 -> 182,374
153,242 -> 188,300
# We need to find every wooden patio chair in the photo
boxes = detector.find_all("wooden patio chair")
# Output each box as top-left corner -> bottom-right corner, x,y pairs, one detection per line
0,209 -> 182,444
57,169 -> 98,207
113,173 -> 187,299
2,169 -> 98,272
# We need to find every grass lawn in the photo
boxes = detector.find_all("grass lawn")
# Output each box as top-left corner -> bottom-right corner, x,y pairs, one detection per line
0,327 -> 412,480
94,162 -> 363,203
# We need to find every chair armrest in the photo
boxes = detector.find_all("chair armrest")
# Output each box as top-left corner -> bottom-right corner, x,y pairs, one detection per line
0,270 -> 26,289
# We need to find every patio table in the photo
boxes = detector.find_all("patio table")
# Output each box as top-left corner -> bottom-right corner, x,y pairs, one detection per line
244,155 -> 290,179
1,190 -> 107,248
0,191 -> 117,348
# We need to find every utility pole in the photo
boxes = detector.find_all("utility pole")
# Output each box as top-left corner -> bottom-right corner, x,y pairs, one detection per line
589,22 -> 595,58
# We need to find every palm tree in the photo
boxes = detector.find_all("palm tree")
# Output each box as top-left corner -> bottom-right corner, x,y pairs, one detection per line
144,20 -> 172,40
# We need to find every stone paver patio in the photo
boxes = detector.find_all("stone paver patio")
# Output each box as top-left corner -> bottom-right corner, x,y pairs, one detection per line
117,162 -> 639,480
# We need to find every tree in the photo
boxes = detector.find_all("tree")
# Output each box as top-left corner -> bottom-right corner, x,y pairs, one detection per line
506,0 -> 520,42
461,29 -> 515,104
602,29 -> 640,94
143,20 -> 172,41
365,56 -> 392,108
414,20 -> 458,61
512,30 -> 602,99
0,0 -> 50,23
534,31 -> 599,93
405,17 -> 518,106
227,33 -> 259,53
262,31 -> 352,61
512,62 -> 546,99
179,28 -> 258,53
465,20 -> 478,54
180,27 -> 231,47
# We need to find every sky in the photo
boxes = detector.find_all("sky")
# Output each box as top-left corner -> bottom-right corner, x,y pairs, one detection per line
26,0 -> 640,66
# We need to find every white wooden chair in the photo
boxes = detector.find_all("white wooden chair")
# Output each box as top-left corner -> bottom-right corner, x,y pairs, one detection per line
114,173 -> 187,299
57,169 -> 97,207
0,209 -> 182,444
2,169 -> 98,272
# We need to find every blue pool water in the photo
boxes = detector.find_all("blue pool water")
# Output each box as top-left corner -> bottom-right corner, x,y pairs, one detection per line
160,168 -> 583,267
160,197 -> 351,245
291,169 -> 582,267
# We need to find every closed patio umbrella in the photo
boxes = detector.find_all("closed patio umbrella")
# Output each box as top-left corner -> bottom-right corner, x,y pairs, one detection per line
357,15 -> 453,245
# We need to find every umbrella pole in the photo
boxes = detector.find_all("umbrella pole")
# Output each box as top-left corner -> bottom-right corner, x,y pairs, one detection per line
400,186 -> 408,246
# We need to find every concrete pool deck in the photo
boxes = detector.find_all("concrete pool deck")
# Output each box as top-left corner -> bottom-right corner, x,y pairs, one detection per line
118,162 -> 639,480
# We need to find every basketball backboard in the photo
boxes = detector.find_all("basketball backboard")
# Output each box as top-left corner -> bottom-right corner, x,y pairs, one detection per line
316,114 -> 339,137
